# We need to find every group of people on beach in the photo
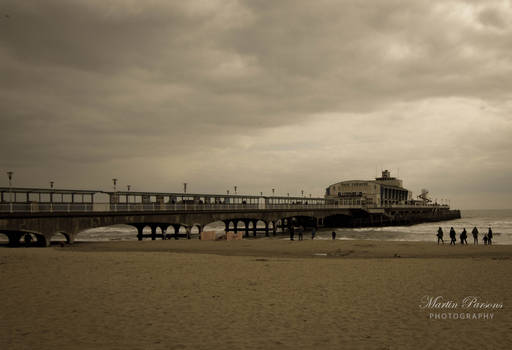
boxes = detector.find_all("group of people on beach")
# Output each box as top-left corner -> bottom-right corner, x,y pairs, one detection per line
436,226 -> 493,245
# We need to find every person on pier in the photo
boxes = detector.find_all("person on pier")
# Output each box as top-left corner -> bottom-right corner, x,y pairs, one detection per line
471,227 -> 479,245
437,227 -> 444,244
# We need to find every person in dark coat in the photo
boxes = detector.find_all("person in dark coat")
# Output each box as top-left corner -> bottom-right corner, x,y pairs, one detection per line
449,227 -> 456,245
311,227 -> 317,240
471,227 -> 479,245
488,227 -> 493,245
483,234 -> 488,245
24,233 -> 32,247
437,227 -> 444,244
332,231 -> 336,240
289,225 -> 295,241
460,228 -> 468,245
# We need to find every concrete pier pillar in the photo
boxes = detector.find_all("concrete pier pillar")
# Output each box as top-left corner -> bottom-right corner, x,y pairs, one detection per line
272,221 -> 276,236
252,220 -> 258,237
264,221 -> 269,237
223,220 -> 230,233
36,234 -> 50,247
172,224 -> 181,240
243,219 -> 250,237
135,225 -> 144,241
150,225 -> 158,240
6,232 -> 23,247
233,220 -> 238,234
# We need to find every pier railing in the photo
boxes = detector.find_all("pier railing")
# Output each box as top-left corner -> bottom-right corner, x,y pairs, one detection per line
0,202 -> 450,214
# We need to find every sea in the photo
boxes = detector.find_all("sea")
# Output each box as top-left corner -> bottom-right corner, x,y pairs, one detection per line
71,209 -> 512,245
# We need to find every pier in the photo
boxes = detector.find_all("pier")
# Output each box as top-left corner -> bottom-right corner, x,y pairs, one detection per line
0,187 -> 461,246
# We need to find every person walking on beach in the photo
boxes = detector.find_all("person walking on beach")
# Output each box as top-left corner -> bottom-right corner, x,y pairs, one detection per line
488,227 -> 493,245
289,225 -> 295,241
460,228 -> 468,245
24,233 -> 32,247
311,227 -> 317,240
332,231 -> 336,240
449,227 -> 456,245
298,226 -> 303,241
437,227 -> 444,244
472,227 -> 479,245
483,234 -> 488,245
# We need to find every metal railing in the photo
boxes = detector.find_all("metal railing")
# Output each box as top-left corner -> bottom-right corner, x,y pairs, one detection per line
0,202 -> 351,213
0,202 -> 450,214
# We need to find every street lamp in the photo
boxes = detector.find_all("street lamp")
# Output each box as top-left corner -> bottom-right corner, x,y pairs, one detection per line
234,185 -> 237,195
112,178 -> 118,211
227,190 -> 230,195
7,171 -> 13,212
272,188 -> 275,196
183,183 -> 187,193
126,185 -> 131,205
50,180 -> 54,212
301,189 -> 304,197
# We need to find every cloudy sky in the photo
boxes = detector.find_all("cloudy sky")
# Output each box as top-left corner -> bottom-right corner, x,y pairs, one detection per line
1,0 -> 512,209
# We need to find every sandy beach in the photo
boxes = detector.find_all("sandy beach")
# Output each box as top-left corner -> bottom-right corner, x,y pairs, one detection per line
1,239 -> 511,350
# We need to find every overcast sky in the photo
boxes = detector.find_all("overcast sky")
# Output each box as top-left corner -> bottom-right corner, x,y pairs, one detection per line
1,0 -> 512,209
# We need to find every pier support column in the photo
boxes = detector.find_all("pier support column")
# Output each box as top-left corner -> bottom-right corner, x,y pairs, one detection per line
172,224 -> 181,240
252,220 -> 258,237
243,219 -> 250,238
36,234 -> 50,247
5,231 -> 23,247
272,221 -> 276,236
233,220 -> 239,234
135,225 -> 144,241
224,220 -> 230,234
264,221 -> 269,237
150,225 -> 158,240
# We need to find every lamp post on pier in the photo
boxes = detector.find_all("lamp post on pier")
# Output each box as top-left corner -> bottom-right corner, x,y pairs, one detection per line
183,183 -> 187,194
126,185 -> 131,205
112,178 -> 118,211
234,185 -> 237,195
7,171 -> 13,213
50,180 -> 54,212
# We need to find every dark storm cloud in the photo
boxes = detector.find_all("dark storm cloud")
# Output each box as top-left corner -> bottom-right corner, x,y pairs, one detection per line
1,0 -> 512,208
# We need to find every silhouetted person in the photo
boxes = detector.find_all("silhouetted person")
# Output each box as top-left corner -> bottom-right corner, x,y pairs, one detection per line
449,227 -> 456,245
460,228 -> 468,245
311,227 -> 317,240
488,227 -> 493,245
483,234 -> 488,245
472,227 -> 479,245
332,231 -> 336,240
24,233 -> 32,247
290,225 -> 295,241
298,226 -> 303,241
437,227 -> 444,244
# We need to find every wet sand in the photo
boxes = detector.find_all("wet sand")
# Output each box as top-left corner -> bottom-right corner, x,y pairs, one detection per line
1,239 -> 511,349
